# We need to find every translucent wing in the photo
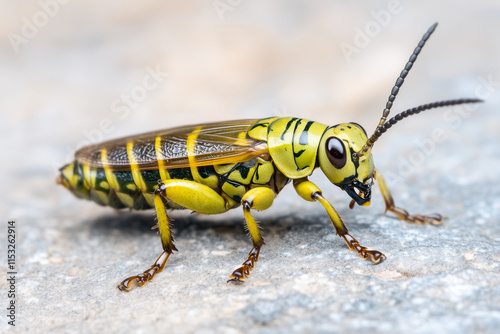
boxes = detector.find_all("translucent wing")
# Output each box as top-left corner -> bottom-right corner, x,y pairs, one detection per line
75,119 -> 268,171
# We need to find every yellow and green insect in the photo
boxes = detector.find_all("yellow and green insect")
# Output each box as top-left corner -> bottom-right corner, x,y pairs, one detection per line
58,23 -> 481,291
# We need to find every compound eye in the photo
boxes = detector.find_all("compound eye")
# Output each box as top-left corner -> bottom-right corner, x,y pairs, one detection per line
325,137 -> 346,169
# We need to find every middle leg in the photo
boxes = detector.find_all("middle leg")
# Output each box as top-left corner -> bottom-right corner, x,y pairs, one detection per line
228,186 -> 275,282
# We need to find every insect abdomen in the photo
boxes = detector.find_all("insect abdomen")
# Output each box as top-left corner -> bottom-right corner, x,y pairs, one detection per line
59,160 -> 161,210
61,154 -> 286,211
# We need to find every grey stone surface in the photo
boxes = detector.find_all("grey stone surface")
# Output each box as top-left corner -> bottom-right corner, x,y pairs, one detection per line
1,1 -> 500,333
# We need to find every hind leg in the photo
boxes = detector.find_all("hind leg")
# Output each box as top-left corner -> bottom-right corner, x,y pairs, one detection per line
117,179 -> 228,291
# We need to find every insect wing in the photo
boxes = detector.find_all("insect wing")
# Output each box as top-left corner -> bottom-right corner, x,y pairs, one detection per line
75,119 -> 268,170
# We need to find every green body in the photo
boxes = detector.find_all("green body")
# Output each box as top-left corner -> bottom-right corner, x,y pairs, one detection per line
59,117 -> 374,213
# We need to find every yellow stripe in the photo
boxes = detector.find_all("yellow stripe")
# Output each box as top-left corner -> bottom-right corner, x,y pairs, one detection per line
83,164 -> 98,191
126,142 -> 147,191
63,163 -> 79,190
155,136 -> 170,182
187,126 -> 203,183
234,131 -> 250,146
101,149 -> 120,191
82,164 -> 91,188
83,163 -> 101,203
101,148 -> 136,208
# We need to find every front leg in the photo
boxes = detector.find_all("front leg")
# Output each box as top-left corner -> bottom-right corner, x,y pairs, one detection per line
375,170 -> 443,225
293,178 -> 385,264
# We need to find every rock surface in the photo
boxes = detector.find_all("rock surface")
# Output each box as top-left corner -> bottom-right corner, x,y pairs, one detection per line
1,1 -> 499,333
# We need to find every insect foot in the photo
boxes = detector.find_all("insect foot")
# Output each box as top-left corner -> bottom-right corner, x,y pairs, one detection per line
374,170 -> 445,226
117,249 -> 174,291
388,207 -> 444,226
227,245 -> 262,283
342,233 -> 386,264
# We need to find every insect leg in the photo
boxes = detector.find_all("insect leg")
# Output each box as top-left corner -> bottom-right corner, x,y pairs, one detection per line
117,184 -> 176,291
294,178 -> 386,264
375,170 -> 443,225
228,187 -> 275,283
118,180 -> 229,291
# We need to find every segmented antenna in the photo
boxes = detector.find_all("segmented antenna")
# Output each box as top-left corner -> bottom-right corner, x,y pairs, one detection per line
354,23 -> 438,160
369,98 -> 483,142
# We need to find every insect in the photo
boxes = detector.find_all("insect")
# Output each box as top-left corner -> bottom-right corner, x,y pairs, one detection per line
58,23 -> 481,291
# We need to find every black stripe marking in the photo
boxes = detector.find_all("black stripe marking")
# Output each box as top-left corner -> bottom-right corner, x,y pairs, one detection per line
291,119 -> 306,170
280,118 -> 298,140
294,149 -> 305,158
250,122 -> 268,131
254,162 -> 262,180
225,179 -> 243,187
237,165 -> 251,179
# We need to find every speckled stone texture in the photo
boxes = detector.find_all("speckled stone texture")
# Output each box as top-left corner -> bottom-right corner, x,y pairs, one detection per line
1,1 -> 500,333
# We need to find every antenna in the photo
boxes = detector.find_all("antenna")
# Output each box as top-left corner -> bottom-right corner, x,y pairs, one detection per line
369,98 -> 483,142
354,23 -> 438,160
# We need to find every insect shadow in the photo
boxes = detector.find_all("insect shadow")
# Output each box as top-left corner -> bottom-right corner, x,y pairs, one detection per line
86,208 -> 335,243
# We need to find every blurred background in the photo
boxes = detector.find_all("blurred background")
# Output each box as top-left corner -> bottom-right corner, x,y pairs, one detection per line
2,0 -> 498,190
1,0 -> 499,333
